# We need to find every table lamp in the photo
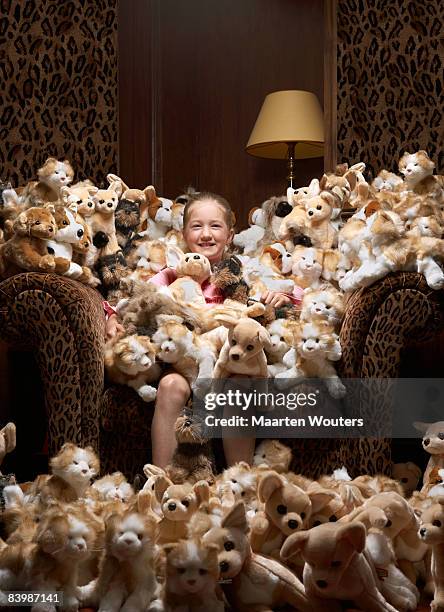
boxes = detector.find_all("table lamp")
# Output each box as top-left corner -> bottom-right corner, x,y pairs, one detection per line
246,90 -> 324,188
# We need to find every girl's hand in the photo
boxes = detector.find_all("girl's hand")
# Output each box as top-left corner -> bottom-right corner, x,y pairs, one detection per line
260,291 -> 292,308
105,314 -> 125,340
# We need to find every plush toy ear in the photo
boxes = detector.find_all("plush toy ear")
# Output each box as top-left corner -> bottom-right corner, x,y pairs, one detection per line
364,200 -> 380,217
194,480 -> 210,506
13,212 -> 30,234
221,501 -> 248,532
338,521 -> 366,553
244,302 -> 266,318
144,185 -> 157,203
262,245 -> 282,261
60,186 -> 70,202
137,490 -> 156,515
280,530 -> 309,560
214,313 -> 239,328
258,326 -> 272,350
320,191 -> 336,207
413,421 -> 431,434
308,489 -> 337,514
107,173 -> 129,193
258,472 -> 284,503
162,542 -> 179,556
45,203 -> 56,214
67,201 -> 78,214
111,182 -> 123,198
155,314 -> 183,327
165,244 -> 184,269
343,169 -> 357,192
87,186 -> 99,196
319,174 -> 328,191
154,475 -> 172,503
143,463 -> 166,479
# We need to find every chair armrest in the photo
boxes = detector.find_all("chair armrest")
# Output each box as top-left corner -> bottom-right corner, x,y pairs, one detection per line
339,272 -> 444,378
0,272 -> 105,457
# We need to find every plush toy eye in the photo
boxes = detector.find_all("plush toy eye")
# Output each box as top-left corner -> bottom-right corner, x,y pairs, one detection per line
231,339 -> 237,346
262,454 -> 266,458
277,504 -> 287,515
300,512 -> 306,520
329,515 -> 337,522
182,500 -> 189,507
185,257 -> 189,262
280,337 -> 285,341
433,520 -> 442,527
316,205 -> 322,210
241,491 -> 245,497
99,199 -> 104,204
54,170 -> 59,174
178,568 -> 186,574
247,345 -> 254,351
439,433 -> 444,440
137,533 -> 143,540
277,253 -> 282,259
312,520 -> 321,527
34,220 -> 41,225
331,560 -> 341,568
199,568 -> 207,575
385,520 -> 392,528
401,477 -> 408,483
224,541 -> 235,551
231,479 -> 237,483
62,220 -> 68,225
151,483 -> 155,490
325,305 -> 331,310
73,460 -> 78,465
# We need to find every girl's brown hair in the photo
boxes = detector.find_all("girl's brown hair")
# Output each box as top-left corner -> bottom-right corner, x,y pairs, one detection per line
183,191 -> 236,229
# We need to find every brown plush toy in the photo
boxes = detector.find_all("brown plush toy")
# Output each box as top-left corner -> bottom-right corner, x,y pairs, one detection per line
210,255 -> 249,303
154,476 -> 210,544
0,423 -> 16,471
414,421 -> 444,486
392,461 -> 422,497
0,206 -> 58,278
166,414 -> 214,485
281,521 -> 397,611
202,501 -> 324,612
419,498 -> 444,612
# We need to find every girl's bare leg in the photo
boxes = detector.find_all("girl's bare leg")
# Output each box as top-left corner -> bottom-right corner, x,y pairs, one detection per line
151,373 -> 190,468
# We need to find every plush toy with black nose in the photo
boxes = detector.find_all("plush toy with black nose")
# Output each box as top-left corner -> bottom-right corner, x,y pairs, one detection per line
414,421 -> 444,486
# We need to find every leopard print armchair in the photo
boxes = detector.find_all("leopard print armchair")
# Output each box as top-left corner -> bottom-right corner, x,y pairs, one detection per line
1,271 -> 443,480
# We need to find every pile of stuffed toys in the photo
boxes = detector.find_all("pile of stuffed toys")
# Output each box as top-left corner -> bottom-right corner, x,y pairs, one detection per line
0,422 -> 444,610
2,150 -> 443,402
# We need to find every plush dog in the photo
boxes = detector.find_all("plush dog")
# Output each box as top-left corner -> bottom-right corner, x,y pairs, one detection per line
212,303 -> 271,378
104,333 -> 161,402
159,245 -> 211,306
139,185 -> 173,238
0,206 -> 58,278
253,439 -> 292,473
166,414 -> 214,485
61,182 -> 98,218
154,477 -> 210,544
392,462 -> 422,497
114,197 -> 141,249
202,501 -> 318,612
94,250 -> 128,304
414,421 -> 444,485
418,498 -> 444,612
210,254 -> 249,303
303,191 -> 339,249
281,521 -> 397,611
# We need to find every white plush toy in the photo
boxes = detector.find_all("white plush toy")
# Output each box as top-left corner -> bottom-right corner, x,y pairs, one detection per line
233,206 -> 267,255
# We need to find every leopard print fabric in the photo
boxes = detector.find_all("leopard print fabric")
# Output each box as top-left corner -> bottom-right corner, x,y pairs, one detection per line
337,0 -> 444,177
0,0 -> 118,187
0,273 -> 105,457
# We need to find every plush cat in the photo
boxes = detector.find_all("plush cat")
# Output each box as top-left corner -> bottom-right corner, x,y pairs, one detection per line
300,285 -> 345,331
104,333 -> 161,402
290,245 -> 324,289
399,150 -> 443,198
372,169 -> 403,193
19,157 -> 75,207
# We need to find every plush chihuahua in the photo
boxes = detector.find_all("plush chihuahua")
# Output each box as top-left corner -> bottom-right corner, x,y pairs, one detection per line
281,521 -> 397,611
154,477 -> 210,544
418,498 -> 444,612
202,502 -> 318,612
213,303 -> 271,378
161,539 -> 225,612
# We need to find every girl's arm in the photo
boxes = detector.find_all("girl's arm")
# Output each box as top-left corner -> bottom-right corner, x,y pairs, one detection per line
148,267 -> 177,287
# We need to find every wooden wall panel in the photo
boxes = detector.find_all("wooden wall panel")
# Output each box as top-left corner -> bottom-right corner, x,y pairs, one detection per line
119,0 -> 325,227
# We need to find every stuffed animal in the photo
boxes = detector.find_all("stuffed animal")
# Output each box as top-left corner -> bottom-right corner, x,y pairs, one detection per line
125,238 -> 168,282
300,284 -> 345,331
159,245 -> 211,306
210,254 -> 249,303
392,462 -> 422,497
253,439 -> 292,473
19,157 -> 75,207
60,182 -> 98,218
233,206 -> 267,255
372,169 -> 404,193
154,477 -> 210,544
259,242 -> 294,276
202,501 -> 318,612
139,185 -> 173,238
104,333 -> 161,402
399,150 -> 444,198
414,421 -> 444,486
0,206 -> 58,278
94,250 -> 128,304
302,191 -> 339,249
166,414 -> 214,485
265,318 -> 297,376
0,423 -> 16,469
79,508 -> 158,612
215,462 -> 258,512
290,245 -> 325,289
212,303 -> 271,378
418,498 -> 444,612
250,471 -> 335,559
260,195 -> 294,246
281,521 -> 397,611
160,539 -> 225,612
114,197 -> 141,249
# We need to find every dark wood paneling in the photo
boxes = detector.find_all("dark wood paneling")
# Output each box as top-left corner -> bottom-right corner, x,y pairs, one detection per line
324,0 -> 337,172
119,0 -> 325,227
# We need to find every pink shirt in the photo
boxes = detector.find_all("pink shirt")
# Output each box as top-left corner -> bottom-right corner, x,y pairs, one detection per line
149,267 -> 304,307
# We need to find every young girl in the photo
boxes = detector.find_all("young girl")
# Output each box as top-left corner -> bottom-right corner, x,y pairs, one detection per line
106,192 -> 303,468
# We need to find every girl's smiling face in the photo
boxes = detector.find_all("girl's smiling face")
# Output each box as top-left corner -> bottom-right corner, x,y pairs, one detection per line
183,199 -> 234,264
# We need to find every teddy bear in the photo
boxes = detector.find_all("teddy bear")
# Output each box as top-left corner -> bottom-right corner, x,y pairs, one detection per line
212,303 -> 271,378
414,421 -> 444,486
249,471 -> 335,559
202,501 -> 323,612
165,413 -> 214,485
154,476 -> 210,544
104,333 -> 161,402
281,521 -> 397,611
0,206 -> 59,278
418,498 -> 444,612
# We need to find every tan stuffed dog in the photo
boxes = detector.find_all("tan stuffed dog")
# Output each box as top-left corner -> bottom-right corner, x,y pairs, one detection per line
213,303 -> 271,378
281,521 -> 397,611
160,245 -> 211,305
414,421 -> 444,485
419,498 -> 444,612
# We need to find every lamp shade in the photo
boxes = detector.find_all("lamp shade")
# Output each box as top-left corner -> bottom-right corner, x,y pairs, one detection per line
246,90 -> 324,159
